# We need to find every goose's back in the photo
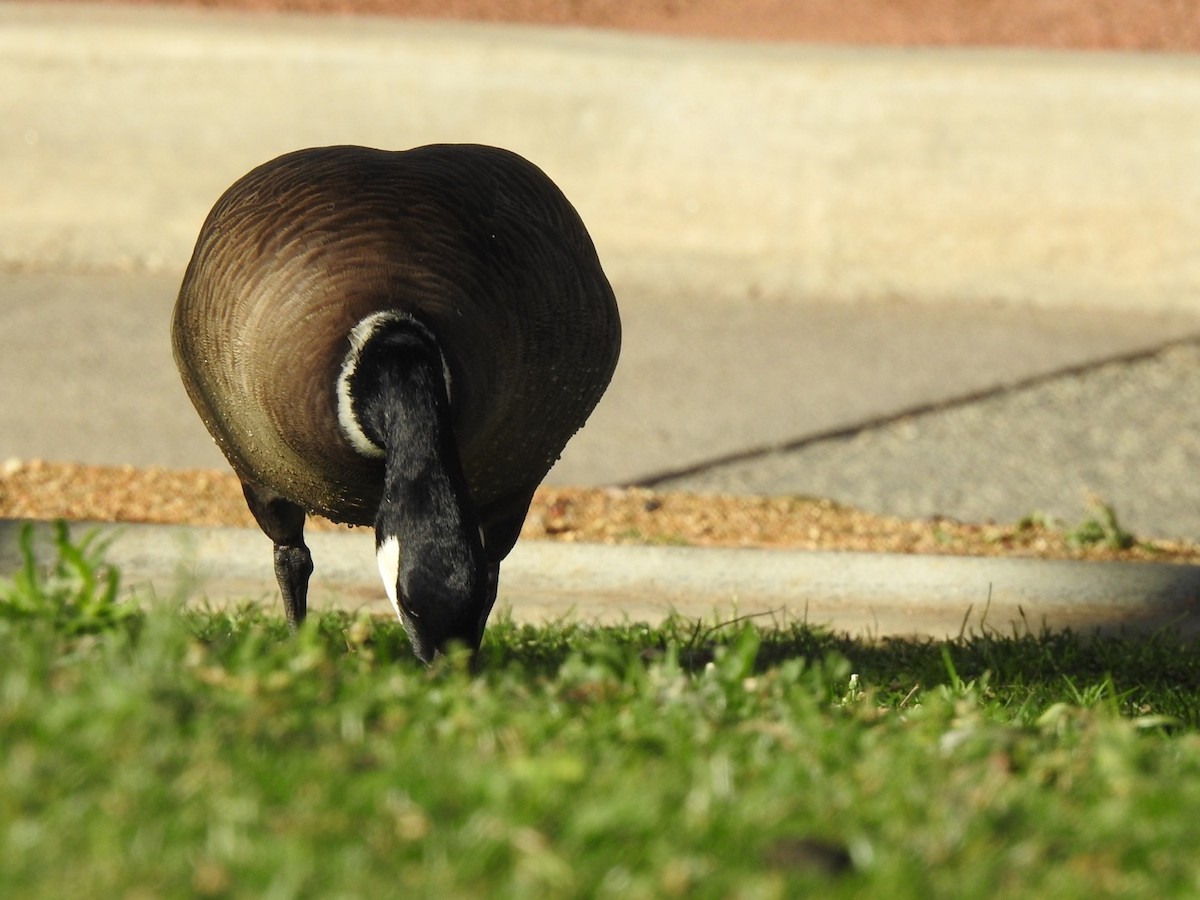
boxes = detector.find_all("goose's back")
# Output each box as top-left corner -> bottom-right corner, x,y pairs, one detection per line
172,144 -> 620,525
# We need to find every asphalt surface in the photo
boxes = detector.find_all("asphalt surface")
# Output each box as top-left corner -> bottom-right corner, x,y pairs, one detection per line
2,4 -> 1200,637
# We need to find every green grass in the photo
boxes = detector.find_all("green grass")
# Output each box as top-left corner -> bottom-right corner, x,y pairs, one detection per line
4,524 -> 1200,897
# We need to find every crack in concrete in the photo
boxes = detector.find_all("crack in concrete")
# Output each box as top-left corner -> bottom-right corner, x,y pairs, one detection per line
630,333 -> 1200,489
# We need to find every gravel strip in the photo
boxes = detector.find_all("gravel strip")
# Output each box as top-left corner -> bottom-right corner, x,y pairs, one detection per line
5,459 -> 1200,566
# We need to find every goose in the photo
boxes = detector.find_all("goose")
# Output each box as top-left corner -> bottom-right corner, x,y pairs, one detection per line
172,144 -> 621,662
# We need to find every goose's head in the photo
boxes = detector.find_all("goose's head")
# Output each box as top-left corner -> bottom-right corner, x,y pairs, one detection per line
375,523 -> 487,663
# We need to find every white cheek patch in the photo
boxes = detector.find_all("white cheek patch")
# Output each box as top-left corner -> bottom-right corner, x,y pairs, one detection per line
376,535 -> 402,621
336,311 -> 402,459
336,311 -> 454,460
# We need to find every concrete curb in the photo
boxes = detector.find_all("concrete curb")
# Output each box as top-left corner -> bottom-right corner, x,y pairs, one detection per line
4,519 -> 1199,641
2,3 -> 1198,311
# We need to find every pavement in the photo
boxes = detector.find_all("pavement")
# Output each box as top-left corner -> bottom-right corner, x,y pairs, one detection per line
3,3 -> 1200,639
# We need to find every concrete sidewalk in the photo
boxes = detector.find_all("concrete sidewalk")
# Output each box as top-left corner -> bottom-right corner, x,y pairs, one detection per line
6,519 -> 1200,640
3,1 -> 1200,637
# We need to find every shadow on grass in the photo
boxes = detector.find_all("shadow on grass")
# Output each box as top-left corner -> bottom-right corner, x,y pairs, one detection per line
476,612 -> 1200,705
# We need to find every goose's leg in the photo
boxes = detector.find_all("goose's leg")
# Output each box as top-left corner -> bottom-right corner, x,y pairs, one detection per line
241,481 -> 313,628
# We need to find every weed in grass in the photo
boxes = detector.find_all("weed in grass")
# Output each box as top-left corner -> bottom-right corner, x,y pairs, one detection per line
1017,497 -> 1139,552
931,525 -> 954,545
1065,495 -> 1136,551
1015,510 -> 1056,533
614,527 -> 692,547
0,520 -> 140,636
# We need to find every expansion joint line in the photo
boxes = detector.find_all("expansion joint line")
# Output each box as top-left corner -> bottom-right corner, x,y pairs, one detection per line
629,333 -> 1200,489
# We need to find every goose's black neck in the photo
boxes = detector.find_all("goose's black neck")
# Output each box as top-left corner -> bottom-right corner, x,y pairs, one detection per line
347,317 -> 485,661
353,324 -> 454,493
